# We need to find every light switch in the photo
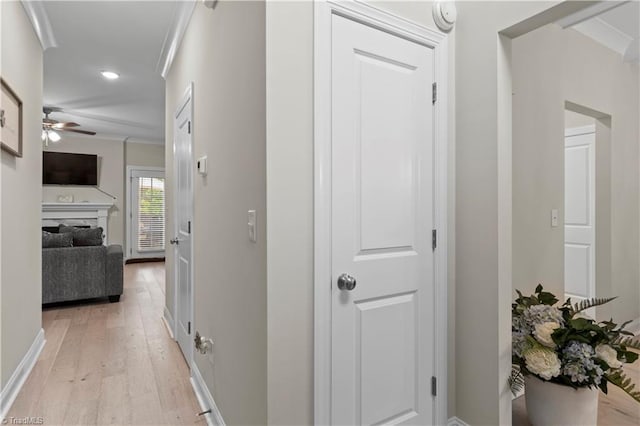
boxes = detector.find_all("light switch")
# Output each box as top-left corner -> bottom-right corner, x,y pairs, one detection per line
197,156 -> 208,176
551,209 -> 559,227
248,210 -> 257,243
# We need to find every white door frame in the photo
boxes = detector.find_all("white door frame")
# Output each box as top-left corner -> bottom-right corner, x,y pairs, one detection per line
313,1 -> 449,424
125,165 -> 166,260
172,82 -> 195,366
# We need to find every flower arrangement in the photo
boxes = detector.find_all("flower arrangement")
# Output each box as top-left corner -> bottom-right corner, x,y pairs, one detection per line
510,285 -> 640,403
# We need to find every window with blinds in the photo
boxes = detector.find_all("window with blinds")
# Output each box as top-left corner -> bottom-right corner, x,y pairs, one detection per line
137,177 -> 165,251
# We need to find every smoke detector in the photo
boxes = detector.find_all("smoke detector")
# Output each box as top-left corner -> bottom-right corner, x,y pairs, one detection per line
433,1 -> 457,32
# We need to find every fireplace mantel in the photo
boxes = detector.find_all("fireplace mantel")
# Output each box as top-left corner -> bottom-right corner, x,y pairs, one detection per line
42,202 -> 113,244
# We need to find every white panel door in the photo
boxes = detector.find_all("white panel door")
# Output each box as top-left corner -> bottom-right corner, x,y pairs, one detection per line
564,127 -> 595,312
331,15 -> 434,425
173,88 -> 193,365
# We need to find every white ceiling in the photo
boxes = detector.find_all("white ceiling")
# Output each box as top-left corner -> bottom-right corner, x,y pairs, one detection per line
42,1 -> 181,144
37,0 -> 638,146
566,1 -> 639,62
598,1 -> 640,40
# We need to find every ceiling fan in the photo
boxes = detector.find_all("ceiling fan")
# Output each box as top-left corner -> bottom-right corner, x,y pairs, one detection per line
42,106 -> 96,145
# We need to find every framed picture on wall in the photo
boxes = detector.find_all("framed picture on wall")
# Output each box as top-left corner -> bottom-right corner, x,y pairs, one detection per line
0,78 -> 23,157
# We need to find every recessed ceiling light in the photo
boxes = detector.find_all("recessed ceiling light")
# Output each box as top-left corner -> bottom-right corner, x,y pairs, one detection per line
101,71 -> 119,80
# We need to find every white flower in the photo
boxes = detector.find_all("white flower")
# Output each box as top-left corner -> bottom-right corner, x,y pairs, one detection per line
525,349 -> 562,380
534,321 -> 560,348
595,344 -> 622,369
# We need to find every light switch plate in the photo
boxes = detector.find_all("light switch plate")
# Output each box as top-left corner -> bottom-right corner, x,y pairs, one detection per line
197,156 -> 208,176
551,209 -> 559,227
248,210 -> 257,243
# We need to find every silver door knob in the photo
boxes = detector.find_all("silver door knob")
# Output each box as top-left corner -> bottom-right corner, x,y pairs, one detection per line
337,273 -> 357,291
169,237 -> 180,245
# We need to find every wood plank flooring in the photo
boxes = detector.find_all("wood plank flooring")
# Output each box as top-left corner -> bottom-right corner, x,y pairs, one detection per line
7,262 -> 205,426
513,337 -> 640,425
10,261 -> 639,425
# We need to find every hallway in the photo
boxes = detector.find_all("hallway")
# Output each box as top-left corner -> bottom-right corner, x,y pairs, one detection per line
7,263 -> 204,425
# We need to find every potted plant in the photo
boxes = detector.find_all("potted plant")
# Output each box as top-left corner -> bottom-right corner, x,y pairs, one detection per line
510,285 -> 640,426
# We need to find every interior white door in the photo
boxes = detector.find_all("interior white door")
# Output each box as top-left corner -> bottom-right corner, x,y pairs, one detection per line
331,15 -> 435,425
564,127 -> 595,313
173,88 -> 193,364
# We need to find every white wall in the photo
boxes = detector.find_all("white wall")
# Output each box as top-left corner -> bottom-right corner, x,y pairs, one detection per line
0,0 -> 43,389
265,1 -> 457,423
165,1 -> 267,424
512,24 -> 640,322
43,135 -> 125,246
565,109 -> 595,128
125,141 -> 164,168
453,2 -> 581,424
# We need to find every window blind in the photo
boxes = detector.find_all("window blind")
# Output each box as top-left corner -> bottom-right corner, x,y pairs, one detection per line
137,177 -> 165,252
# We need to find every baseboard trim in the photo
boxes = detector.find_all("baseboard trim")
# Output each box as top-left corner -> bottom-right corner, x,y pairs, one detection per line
125,257 -> 166,264
190,361 -> 225,426
0,328 -> 45,421
626,317 -> 640,336
163,307 -> 175,340
448,416 -> 470,426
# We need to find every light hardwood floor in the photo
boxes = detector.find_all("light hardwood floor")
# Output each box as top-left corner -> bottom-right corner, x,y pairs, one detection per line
513,338 -> 640,425
7,262 -> 205,425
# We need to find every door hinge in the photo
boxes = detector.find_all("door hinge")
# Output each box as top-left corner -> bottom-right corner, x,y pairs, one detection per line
432,82 -> 437,104
188,121 -> 191,134
431,376 -> 437,396
188,321 -> 191,334
432,229 -> 437,251
188,220 -> 191,234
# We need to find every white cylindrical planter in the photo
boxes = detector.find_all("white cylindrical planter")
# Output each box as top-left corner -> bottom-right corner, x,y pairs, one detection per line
525,375 -> 598,426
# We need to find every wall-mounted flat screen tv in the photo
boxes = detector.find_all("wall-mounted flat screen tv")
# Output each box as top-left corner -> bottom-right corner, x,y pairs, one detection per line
43,152 -> 98,185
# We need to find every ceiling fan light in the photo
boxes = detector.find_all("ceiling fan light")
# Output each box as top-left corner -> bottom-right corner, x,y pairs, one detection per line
42,130 -> 62,142
48,130 -> 61,142
101,70 -> 119,80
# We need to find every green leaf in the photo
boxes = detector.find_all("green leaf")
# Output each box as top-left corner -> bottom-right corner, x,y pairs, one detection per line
612,336 -> 640,351
509,364 -> 525,396
606,370 -> 640,403
569,297 -> 617,316
623,351 -> 639,364
570,318 -> 589,330
538,291 -> 559,306
565,334 -> 591,344
535,284 -> 543,293
598,379 -> 608,394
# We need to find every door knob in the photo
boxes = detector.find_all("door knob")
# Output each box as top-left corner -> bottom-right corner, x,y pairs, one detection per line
337,273 -> 357,291
169,237 -> 180,245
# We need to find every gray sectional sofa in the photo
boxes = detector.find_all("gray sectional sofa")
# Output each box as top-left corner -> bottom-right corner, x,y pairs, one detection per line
42,241 -> 123,304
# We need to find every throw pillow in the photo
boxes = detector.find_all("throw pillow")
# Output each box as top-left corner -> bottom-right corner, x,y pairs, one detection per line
59,225 -> 104,246
42,231 -> 73,248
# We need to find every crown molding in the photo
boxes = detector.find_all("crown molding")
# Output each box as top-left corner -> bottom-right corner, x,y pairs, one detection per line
157,0 -> 197,79
20,0 -> 57,51
125,138 -> 165,146
55,131 -> 164,146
